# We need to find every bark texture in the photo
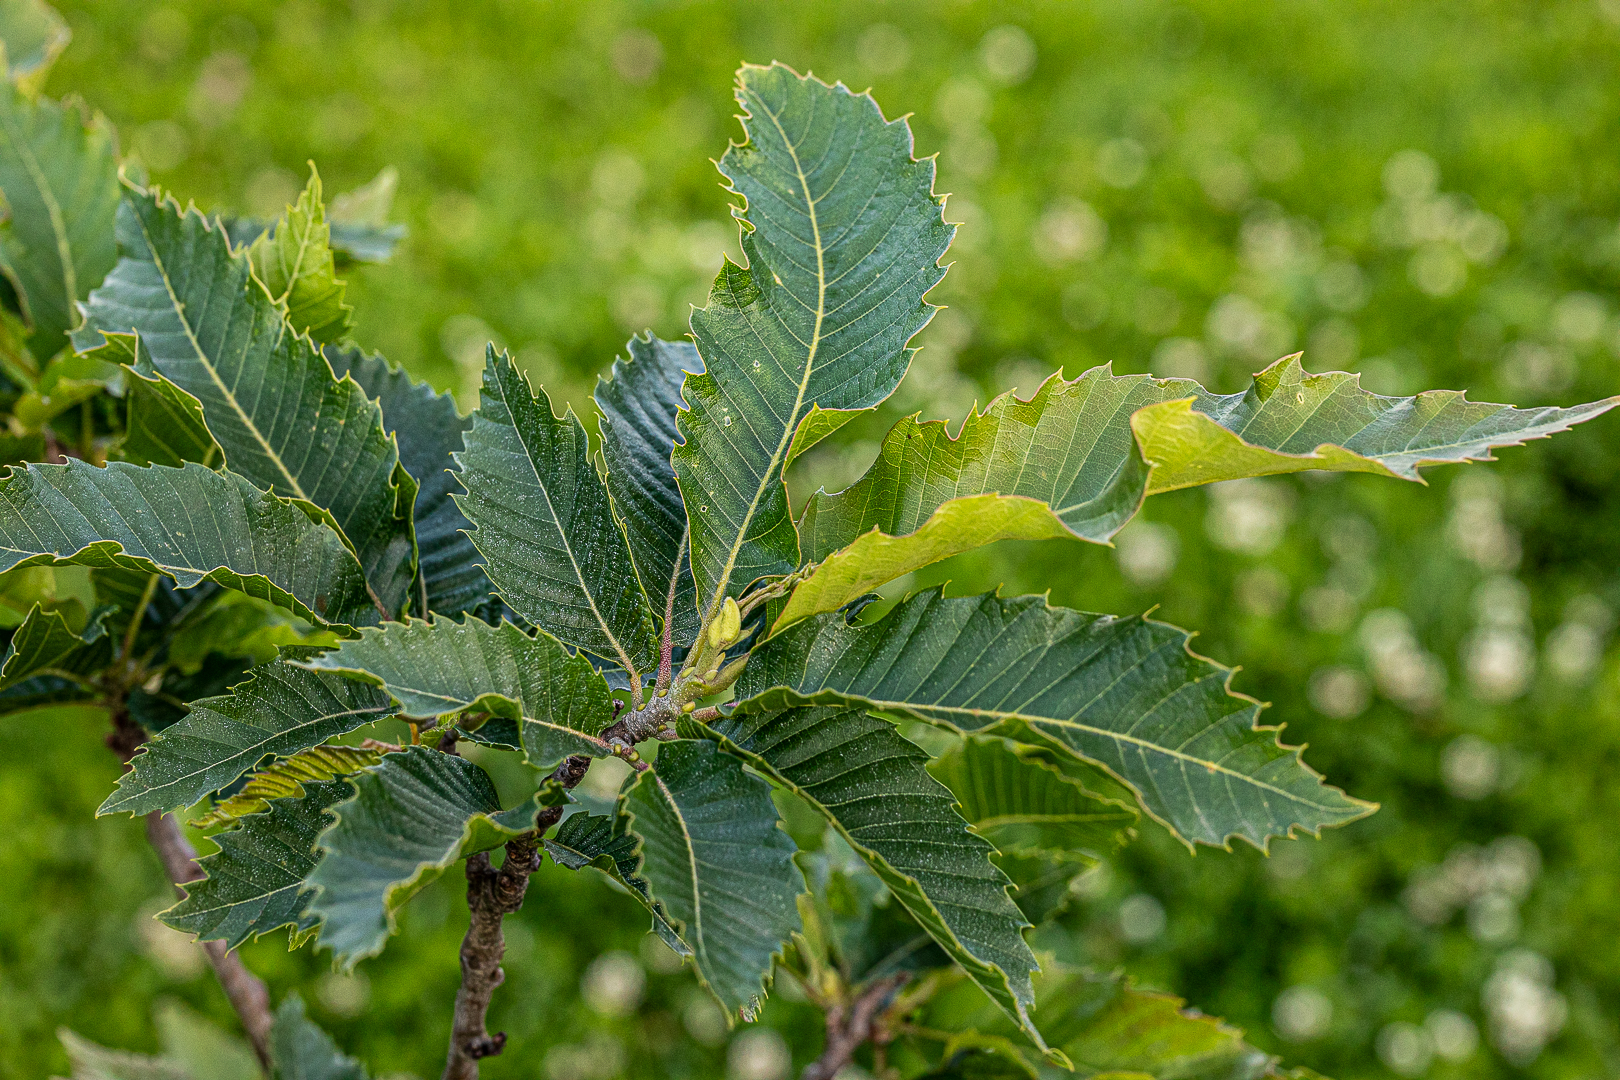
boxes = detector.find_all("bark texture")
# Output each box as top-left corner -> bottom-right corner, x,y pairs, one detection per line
442,753 -> 591,1080
147,810 -> 276,1069
802,974 -> 910,1080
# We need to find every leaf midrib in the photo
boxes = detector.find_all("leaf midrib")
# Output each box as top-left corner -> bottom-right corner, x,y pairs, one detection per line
702,92 -> 826,621
837,693 -> 1343,812
655,771 -> 707,972
491,368 -> 641,683
136,209 -> 308,500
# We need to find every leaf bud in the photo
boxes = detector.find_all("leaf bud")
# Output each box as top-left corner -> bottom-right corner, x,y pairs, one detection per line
709,596 -> 742,649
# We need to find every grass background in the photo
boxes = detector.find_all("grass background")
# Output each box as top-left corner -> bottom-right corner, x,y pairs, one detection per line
4,1 -> 1620,1077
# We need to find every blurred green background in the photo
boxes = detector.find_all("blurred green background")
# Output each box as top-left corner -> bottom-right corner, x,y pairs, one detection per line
5,1 -> 1620,1077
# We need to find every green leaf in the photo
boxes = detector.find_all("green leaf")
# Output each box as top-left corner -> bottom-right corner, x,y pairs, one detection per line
326,345 -> 488,617
784,404 -> 864,468
0,81 -> 119,361
927,736 -> 1136,862
249,165 -> 352,345
595,334 -> 703,648
947,968 -> 1299,1080
0,0 -> 71,90
270,995 -> 368,1080
151,1002 -> 258,1080
696,704 -> 1055,1056
306,745 -> 561,966
76,331 -> 222,468
78,189 -> 417,617
54,1030 -> 190,1080
544,808 -> 690,956
299,615 -> 614,768
190,743 -> 384,828
801,358 -> 1620,564
100,661 -> 397,817
159,779 -> 350,950
1134,355 -> 1619,492
740,588 -> 1375,851
778,494 -> 1072,631
621,738 -> 802,1019
327,166 -> 405,264
673,63 -> 953,620
0,459 -> 378,628
0,601 -> 108,690
455,347 -> 657,682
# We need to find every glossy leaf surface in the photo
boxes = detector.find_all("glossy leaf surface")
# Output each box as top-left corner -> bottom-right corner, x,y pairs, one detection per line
741,589 -> 1374,850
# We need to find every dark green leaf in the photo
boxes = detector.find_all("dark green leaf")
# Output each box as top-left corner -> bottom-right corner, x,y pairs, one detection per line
249,166 -> 351,345
326,345 -> 488,617
740,589 -> 1375,851
455,347 -> 657,682
0,459 -> 378,629
300,615 -> 613,768
928,736 -> 1136,861
120,369 -> 221,468
100,661 -> 397,817
673,63 -> 953,619
128,654 -> 252,735
78,189 -> 416,617
544,808 -> 689,955
306,745 -> 561,966
0,601 -> 109,690
269,994 -> 369,1080
159,779 -> 350,950
698,704 -> 1050,1052
0,81 -> 119,361
595,334 -> 702,648
622,738 -> 802,1019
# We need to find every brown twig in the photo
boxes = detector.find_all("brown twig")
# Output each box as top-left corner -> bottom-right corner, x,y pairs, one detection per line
442,753 -> 591,1080
107,700 -> 275,1072
802,973 -> 910,1080
147,811 -> 275,1069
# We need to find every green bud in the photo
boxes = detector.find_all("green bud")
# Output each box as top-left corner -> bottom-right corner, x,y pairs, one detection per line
708,596 -> 742,649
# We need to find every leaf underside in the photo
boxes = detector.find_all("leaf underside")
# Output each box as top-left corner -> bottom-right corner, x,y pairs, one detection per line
300,615 -> 613,769
673,62 -> 954,619
101,661 -> 396,817
621,739 -> 803,1020
190,743 -> 385,828
0,459 -> 377,629
741,588 -> 1374,851
111,336 -> 223,468
79,189 -> 415,616
797,356 -> 1620,584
